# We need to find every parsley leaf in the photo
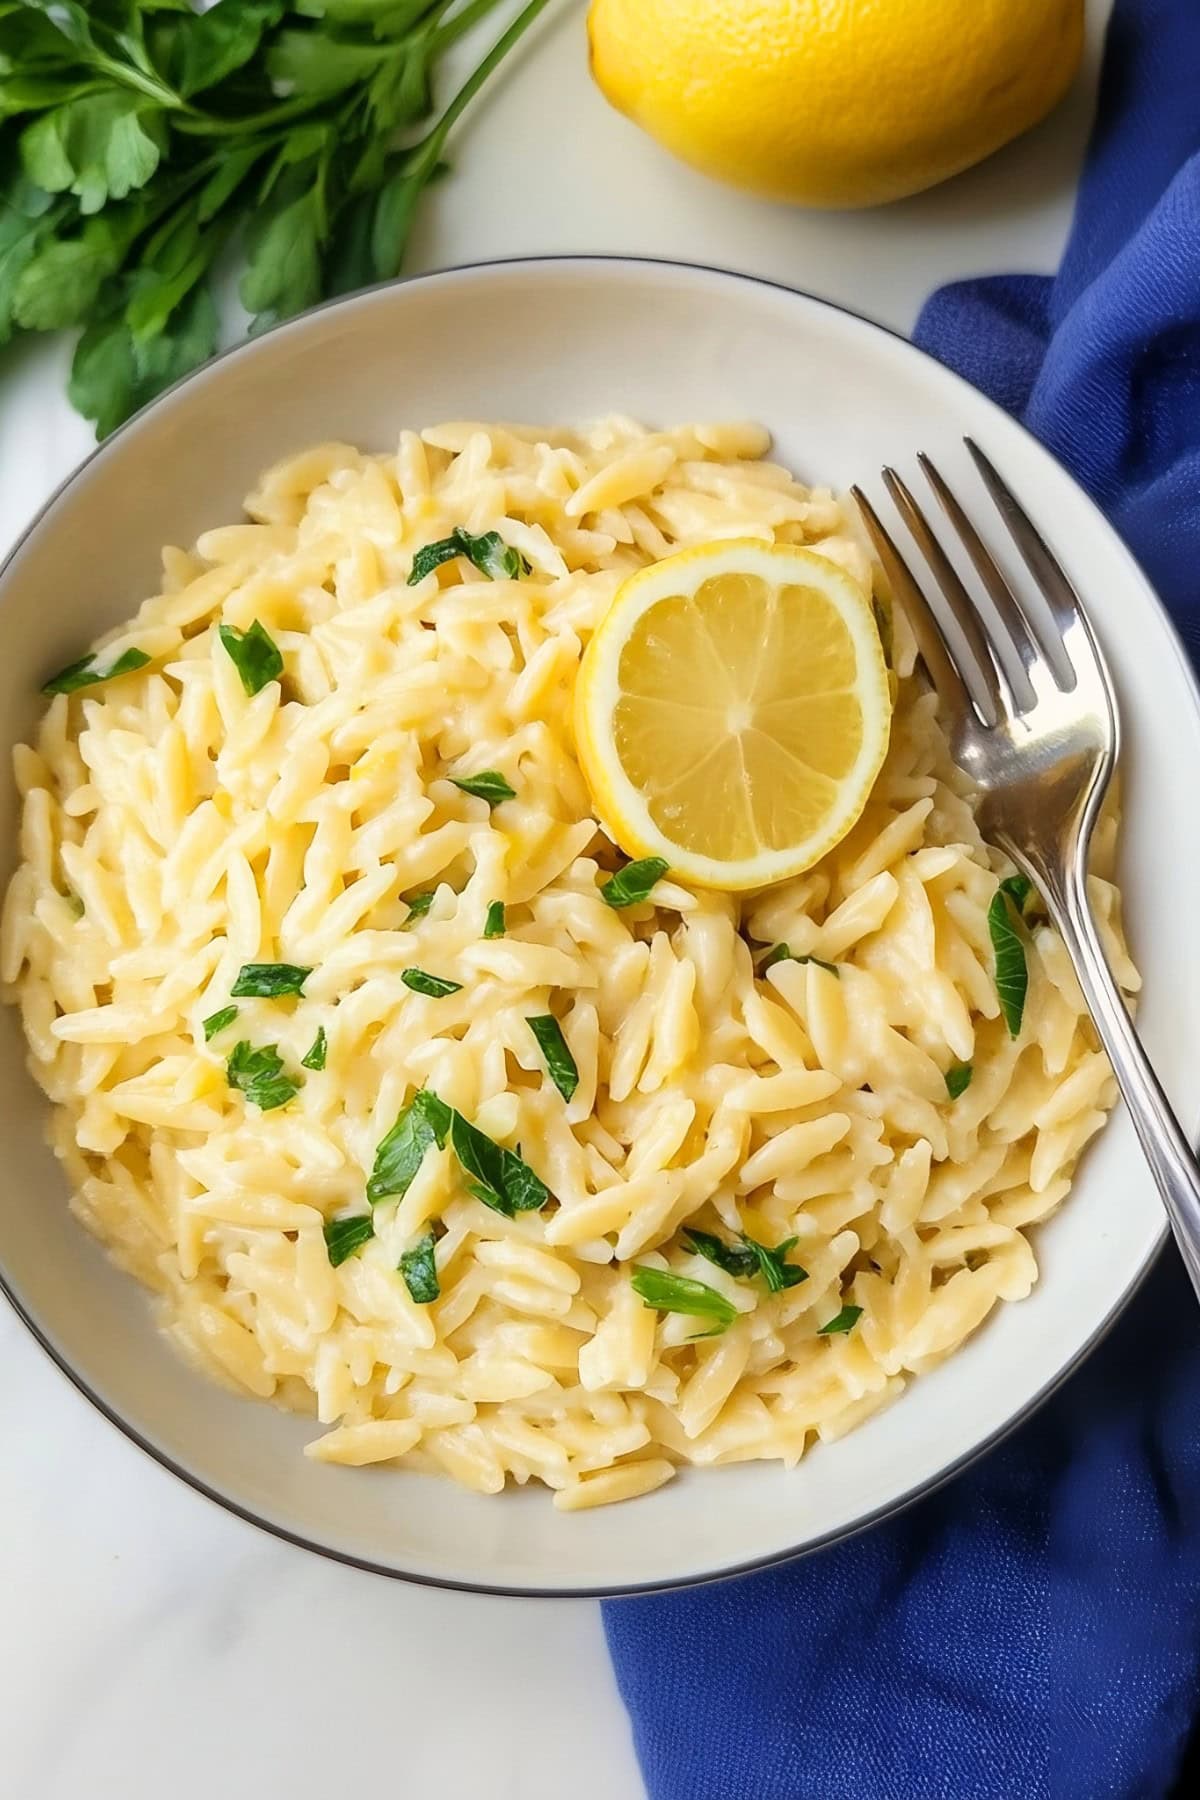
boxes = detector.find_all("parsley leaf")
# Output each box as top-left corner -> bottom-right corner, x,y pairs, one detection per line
231,962 -> 311,999
449,1110 -> 550,1217
450,770 -> 516,807
226,1039 -> 300,1112
999,874 -> 1032,910
401,968 -> 462,998
42,646 -> 150,696
945,1062 -> 973,1099
219,620 -> 283,696
682,1228 -> 757,1279
323,1213 -> 374,1268
399,1228 -> 440,1305
202,1004 -> 238,1042
68,282 -> 220,440
21,91 -> 165,217
405,891 -> 436,922
684,1226 -> 807,1292
988,887 -> 1029,1037
741,1234 -> 808,1294
408,526 -> 531,586
760,945 -> 840,978
483,900 -> 506,939
367,1088 -> 451,1205
600,857 -> 669,909
301,1025 -> 328,1071
818,1304 -> 863,1336
631,1267 -> 738,1336
526,1014 -> 579,1103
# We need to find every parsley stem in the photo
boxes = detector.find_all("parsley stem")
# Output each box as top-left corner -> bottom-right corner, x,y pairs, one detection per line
173,94 -> 335,139
412,0 -> 556,175
433,0 -> 514,55
91,52 -> 184,111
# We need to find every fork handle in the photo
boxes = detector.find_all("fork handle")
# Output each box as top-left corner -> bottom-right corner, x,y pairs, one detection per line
1041,862 -> 1200,1299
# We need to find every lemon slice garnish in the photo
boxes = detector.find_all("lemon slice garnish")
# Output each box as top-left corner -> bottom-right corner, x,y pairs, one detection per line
574,539 -> 892,891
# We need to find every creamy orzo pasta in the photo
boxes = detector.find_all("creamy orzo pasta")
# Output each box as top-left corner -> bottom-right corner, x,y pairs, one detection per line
0,418 -> 1136,1510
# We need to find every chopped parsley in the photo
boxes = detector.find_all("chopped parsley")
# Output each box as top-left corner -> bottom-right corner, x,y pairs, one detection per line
301,1026 -> 328,1072
684,1227 -> 807,1292
682,1228 -> 757,1278
526,1014 -> 579,1103
945,1062 -> 973,1099
742,1234 -> 809,1294
367,1089 -> 451,1205
405,891 -> 437,922
988,887 -> 1029,1037
399,1229 -> 440,1305
401,968 -> 462,998
408,527 -> 532,586
231,962 -> 311,999
818,1304 -> 863,1336
226,1040 -> 300,1112
631,1266 -> 738,1336
761,945 -> 839,978
323,1214 -> 374,1268
600,857 -> 669,909
202,1005 -> 238,1042
449,1110 -> 550,1216
367,1089 -> 550,1218
42,647 -> 150,697
999,874 -> 1033,910
218,620 -> 283,696
483,900 -> 507,939
450,770 -> 516,807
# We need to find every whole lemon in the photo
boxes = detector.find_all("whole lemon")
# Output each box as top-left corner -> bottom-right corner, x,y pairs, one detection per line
588,0 -> 1084,209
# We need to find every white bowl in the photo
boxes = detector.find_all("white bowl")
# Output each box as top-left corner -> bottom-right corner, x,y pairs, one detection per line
2,257 -> 1197,1596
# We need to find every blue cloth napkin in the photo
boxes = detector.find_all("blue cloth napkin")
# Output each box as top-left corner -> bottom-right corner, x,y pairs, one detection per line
603,4 -> 1200,1794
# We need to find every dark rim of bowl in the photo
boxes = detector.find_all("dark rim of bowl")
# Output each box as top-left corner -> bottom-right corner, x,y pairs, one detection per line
0,252 -> 1189,1600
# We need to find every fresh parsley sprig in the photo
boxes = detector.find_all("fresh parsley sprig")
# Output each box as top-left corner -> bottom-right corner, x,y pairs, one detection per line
0,0 -> 555,437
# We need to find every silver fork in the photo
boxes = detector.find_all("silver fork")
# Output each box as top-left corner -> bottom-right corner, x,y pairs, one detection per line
852,442 -> 1200,1300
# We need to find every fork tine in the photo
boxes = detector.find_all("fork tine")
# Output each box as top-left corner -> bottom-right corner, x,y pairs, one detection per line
916,453 -> 1041,709
964,438 -> 1087,686
881,467 -> 1011,726
849,485 -> 980,723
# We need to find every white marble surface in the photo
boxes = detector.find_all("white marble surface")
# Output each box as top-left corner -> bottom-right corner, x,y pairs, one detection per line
0,4 -> 1110,1795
